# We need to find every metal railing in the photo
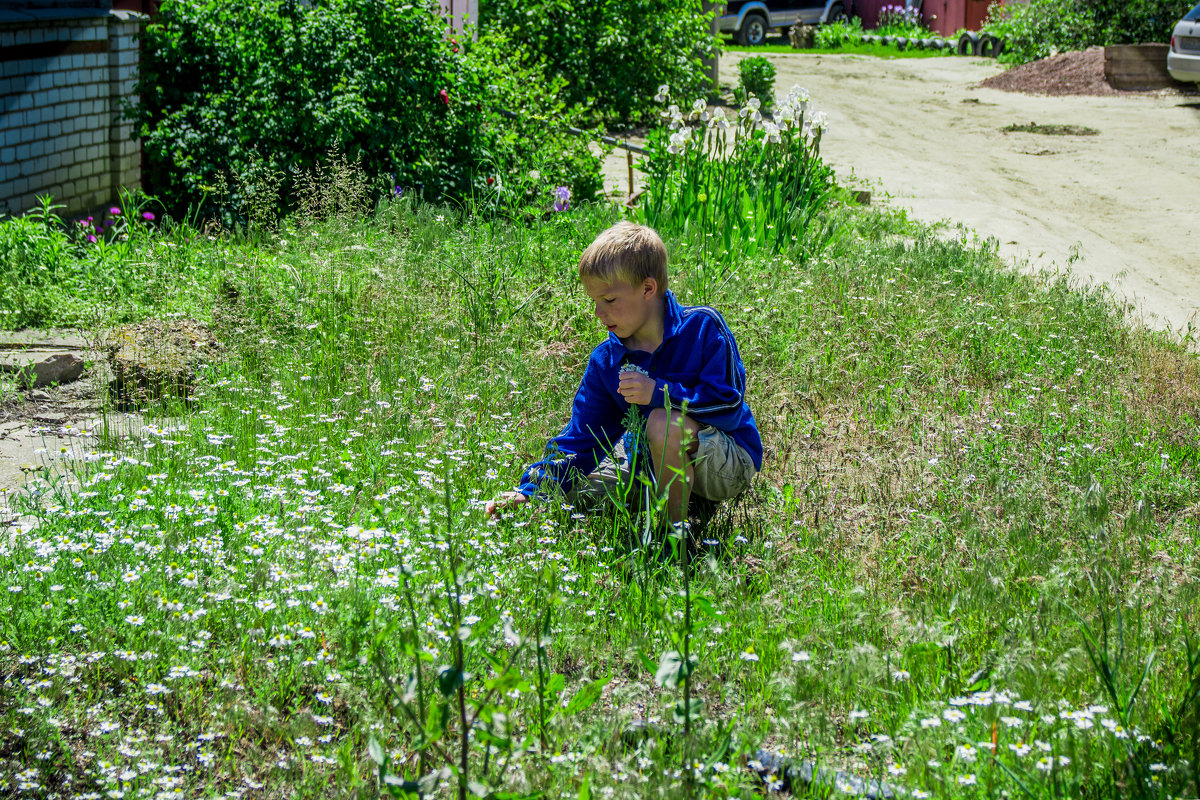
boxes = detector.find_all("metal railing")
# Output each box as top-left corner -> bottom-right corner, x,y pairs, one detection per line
498,108 -> 647,195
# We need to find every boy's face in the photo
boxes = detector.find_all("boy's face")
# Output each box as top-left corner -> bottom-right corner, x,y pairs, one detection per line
582,275 -> 661,343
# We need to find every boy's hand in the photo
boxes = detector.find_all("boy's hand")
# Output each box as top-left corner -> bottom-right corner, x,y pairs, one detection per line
618,372 -> 655,406
485,491 -> 528,517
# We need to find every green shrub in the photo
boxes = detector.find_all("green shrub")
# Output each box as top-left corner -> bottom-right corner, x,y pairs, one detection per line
985,0 -> 1096,63
874,3 -> 932,37
134,0 -> 601,223
1083,0 -> 1194,44
735,56 -> 776,111
815,15 -> 864,48
985,0 -> 1193,64
481,0 -> 717,124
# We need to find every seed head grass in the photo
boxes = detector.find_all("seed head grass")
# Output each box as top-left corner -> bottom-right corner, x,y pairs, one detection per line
0,186 -> 1197,798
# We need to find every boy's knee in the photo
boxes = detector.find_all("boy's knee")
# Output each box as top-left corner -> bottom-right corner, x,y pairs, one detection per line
645,408 -> 698,447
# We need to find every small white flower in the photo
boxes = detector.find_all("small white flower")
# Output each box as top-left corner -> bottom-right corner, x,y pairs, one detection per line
740,649 -> 760,662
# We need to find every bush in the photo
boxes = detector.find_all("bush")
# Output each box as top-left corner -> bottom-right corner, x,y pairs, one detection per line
735,56 -> 776,112
984,0 -> 1097,63
985,0 -> 1194,64
815,16 -> 864,48
134,0 -> 602,223
1083,0 -> 1194,44
874,3 -> 931,37
481,0 -> 717,124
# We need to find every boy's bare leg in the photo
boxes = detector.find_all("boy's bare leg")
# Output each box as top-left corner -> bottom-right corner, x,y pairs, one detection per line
645,408 -> 701,525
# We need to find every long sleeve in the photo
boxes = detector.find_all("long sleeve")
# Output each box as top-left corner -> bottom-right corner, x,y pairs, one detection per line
647,309 -> 746,431
517,352 -> 626,497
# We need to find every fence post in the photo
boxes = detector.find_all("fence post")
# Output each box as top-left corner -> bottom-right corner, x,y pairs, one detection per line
702,1 -> 722,101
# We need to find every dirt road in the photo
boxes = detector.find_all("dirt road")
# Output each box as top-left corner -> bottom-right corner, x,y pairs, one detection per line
735,52 -> 1200,333
604,53 -> 1200,334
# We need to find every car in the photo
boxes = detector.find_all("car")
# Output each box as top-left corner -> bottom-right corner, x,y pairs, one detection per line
719,0 -> 847,47
1168,1 -> 1200,87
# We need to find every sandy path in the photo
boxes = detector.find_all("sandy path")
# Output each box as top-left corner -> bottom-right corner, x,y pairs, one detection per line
603,53 -> 1200,334
730,52 -> 1200,333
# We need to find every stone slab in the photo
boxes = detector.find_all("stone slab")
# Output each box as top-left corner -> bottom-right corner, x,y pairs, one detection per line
1104,44 -> 1189,89
0,330 -> 90,349
0,349 -> 86,388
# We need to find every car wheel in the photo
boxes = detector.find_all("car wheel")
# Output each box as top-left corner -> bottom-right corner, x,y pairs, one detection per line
739,13 -> 769,46
826,2 -> 845,23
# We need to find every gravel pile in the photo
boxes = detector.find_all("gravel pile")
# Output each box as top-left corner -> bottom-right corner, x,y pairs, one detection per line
977,46 -> 1197,96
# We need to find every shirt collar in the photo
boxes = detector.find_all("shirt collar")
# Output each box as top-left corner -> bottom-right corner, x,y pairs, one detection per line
606,290 -> 682,358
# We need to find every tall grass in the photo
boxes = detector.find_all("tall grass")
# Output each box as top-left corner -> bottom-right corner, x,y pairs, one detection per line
0,124 -> 1197,798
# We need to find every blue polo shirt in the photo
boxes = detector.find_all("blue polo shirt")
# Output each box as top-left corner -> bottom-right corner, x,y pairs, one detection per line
518,290 -> 763,497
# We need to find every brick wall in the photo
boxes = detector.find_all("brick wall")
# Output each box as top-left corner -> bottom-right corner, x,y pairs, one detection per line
0,8 -> 146,218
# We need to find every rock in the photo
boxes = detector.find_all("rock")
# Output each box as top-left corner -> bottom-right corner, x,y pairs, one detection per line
102,319 -> 222,410
29,390 -> 52,401
790,23 -> 817,49
0,349 -> 86,388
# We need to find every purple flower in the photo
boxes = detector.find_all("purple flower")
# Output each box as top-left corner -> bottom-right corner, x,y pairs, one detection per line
553,185 -> 571,213
103,220 -> 114,228
142,211 -> 155,221
109,207 -> 121,215
87,234 -> 97,243
393,186 -> 403,198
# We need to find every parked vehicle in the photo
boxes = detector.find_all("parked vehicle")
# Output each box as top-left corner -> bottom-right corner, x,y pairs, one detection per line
719,0 -> 847,46
1167,1 -> 1200,87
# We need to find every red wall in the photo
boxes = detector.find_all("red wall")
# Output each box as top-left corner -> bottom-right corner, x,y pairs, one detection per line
850,0 -> 1004,37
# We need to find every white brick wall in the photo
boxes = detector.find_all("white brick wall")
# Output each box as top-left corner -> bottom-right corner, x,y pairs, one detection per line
1,11 -> 147,218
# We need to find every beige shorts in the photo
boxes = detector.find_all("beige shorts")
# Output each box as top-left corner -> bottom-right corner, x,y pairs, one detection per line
569,425 -> 757,506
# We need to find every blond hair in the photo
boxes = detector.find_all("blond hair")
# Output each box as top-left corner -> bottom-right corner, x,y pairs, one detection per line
577,221 -> 668,291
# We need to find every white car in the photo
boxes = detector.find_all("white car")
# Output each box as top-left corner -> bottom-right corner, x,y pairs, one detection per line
1168,2 -> 1200,86
719,0 -> 846,46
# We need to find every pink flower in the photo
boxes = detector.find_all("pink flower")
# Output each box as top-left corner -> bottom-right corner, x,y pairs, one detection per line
87,234 -> 97,243
142,211 -> 155,221
438,89 -> 450,106
109,207 -> 121,215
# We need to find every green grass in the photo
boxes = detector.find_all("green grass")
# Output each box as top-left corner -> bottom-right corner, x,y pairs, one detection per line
723,36 -> 953,59
1,170 -> 1198,797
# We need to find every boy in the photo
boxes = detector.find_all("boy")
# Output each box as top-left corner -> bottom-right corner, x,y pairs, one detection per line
486,221 -> 762,529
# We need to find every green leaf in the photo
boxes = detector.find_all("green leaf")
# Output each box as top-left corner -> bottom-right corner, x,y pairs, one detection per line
367,735 -> 385,766
437,665 -> 464,697
672,696 -> 705,724
564,675 -> 612,716
636,650 -> 656,675
655,650 -> 698,689
578,775 -> 591,800
692,596 -> 723,620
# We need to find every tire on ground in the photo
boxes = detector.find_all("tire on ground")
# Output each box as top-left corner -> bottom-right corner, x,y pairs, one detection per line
957,31 -> 980,56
